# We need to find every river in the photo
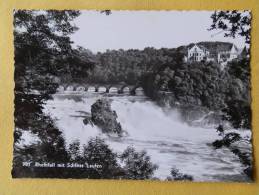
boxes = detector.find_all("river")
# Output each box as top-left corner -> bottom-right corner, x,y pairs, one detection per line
42,91 -> 250,182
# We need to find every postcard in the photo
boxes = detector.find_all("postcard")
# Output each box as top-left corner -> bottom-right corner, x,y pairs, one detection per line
12,10 -> 253,182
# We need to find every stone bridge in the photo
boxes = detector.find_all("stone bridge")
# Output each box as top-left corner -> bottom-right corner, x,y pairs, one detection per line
57,84 -> 144,95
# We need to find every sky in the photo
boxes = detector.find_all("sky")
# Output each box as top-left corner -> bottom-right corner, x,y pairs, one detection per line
70,11 -> 246,53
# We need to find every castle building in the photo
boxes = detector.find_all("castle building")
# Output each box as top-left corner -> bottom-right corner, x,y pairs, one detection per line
187,44 -> 209,62
184,43 -> 241,68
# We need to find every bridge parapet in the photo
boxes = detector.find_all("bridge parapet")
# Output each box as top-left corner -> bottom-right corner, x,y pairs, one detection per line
58,84 -> 144,95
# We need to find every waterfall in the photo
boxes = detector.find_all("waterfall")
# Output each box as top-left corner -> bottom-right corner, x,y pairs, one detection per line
42,92 -> 250,181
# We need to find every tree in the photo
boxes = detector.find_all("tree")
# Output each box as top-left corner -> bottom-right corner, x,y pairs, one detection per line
68,140 -> 81,161
120,147 -> 158,179
82,137 -> 122,179
222,99 -> 251,129
222,58 -> 251,129
227,58 -> 250,85
209,11 -> 252,130
13,10 -> 83,178
209,10 -> 251,44
211,128 -> 252,179
14,10 -> 81,139
55,46 -> 96,83
12,115 -> 70,178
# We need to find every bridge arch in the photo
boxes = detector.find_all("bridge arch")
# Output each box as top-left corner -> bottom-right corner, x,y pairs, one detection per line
57,85 -> 65,92
108,86 -> 118,93
97,86 -> 107,93
135,87 -> 144,95
130,86 -> 144,95
75,86 -> 85,91
87,86 -> 96,92
65,85 -> 75,91
120,86 -> 130,94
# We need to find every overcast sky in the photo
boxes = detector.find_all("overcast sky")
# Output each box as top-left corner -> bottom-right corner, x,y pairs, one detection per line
70,11 -> 246,53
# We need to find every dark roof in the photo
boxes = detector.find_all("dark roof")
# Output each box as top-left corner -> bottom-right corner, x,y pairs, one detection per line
198,45 -> 209,52
178,41 -> 236,55
197,42 -> 235,55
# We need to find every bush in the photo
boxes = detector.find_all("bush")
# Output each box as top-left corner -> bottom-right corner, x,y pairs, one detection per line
68,140 -> 81,161
82,137 -> 123,179
222,99 -> 251,129
120,147 -> 158,179
167,168 -> 193,181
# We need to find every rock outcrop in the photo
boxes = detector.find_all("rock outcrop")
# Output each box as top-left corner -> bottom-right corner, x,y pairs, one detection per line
91,99 -> 123,136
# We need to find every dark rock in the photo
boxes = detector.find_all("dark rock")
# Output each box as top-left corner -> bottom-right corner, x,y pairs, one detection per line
212,139 -> 224,149
83,118 -> 89,125
212,132 -> 242,149
83,117 -> 94,127
91,99 -> 123,136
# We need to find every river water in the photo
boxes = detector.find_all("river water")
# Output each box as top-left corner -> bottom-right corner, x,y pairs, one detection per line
43,91 -> 250,182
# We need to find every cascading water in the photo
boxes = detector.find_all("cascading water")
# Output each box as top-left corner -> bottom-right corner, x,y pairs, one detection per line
43,91 -> 251,181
